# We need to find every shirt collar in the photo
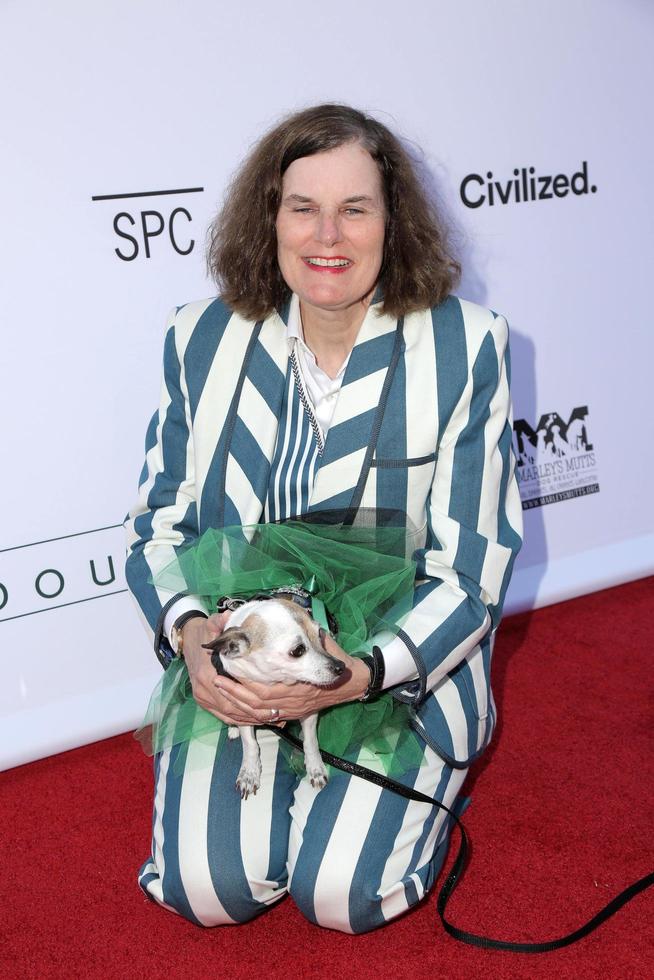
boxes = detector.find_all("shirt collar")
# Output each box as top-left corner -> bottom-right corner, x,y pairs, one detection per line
286,292 -> 303,345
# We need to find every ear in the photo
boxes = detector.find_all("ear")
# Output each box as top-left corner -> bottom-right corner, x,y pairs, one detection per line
202,628 -> 251,659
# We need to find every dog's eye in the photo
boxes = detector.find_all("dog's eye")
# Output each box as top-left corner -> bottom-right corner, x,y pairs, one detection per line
289,643 -> 306,658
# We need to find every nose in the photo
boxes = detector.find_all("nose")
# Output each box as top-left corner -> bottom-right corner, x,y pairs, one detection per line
316,209 -> 343,248
328,656 -> 345,676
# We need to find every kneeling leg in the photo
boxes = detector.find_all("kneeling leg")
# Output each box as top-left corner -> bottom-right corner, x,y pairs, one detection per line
287,743 -> 468,934
139,728 -> 297,926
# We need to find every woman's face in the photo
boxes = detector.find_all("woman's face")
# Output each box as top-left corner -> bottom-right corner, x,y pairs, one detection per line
275,141 -> 386,317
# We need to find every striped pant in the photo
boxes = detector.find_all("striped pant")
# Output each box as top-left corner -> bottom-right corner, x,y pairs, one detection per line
138,726 -> 468,934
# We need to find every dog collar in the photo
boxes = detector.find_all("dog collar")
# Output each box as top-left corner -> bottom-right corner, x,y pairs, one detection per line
216,587 -> 338,636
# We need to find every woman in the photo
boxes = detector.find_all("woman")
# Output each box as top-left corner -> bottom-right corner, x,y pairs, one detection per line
125,103 -> 523,933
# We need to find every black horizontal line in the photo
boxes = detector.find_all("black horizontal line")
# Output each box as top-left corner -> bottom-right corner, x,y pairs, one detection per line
0,524 -> 123,554
91,187 -> 204,202
372,453 -> 437,469
0,589 -> 129,623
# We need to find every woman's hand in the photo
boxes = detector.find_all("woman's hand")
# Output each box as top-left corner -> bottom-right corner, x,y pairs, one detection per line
180,612 -> 259,727
208,631 -> 371,726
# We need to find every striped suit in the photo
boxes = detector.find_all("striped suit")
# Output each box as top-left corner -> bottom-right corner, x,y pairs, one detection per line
125,293 -> 523,931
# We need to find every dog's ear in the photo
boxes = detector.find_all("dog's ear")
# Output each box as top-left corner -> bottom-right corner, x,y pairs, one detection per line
202,628 -> 251,659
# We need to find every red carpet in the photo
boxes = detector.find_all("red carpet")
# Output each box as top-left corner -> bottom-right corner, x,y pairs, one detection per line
2,577 -> 653,980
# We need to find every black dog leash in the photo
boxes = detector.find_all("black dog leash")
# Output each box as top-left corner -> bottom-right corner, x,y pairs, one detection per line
263,724 -> 653,953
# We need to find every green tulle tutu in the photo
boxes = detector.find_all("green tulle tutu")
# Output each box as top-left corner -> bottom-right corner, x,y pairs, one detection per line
136,519 -> 426,776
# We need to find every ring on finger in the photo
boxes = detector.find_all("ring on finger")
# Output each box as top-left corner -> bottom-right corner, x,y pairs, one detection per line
269,707 -> 281,722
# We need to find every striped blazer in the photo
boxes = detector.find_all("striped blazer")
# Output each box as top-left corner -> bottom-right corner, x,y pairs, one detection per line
125,294 -> 523,769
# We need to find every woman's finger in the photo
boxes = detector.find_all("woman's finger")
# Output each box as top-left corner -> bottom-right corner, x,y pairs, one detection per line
213,678 -> 260,708
194,691 -> 261,727
192,675 -> 256,722
211,680 -> 295,724
214,686 -> 279,724
220,676 -> 323,705
219,679 -> 326,718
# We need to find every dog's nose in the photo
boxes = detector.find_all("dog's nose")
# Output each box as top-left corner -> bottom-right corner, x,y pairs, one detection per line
330,658 -> 345,676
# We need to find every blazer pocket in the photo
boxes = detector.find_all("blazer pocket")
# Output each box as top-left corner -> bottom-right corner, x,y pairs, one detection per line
371,452 -> 437,469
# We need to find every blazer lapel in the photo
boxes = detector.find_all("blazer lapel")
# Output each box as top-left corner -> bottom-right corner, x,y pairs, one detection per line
309,301 -> 403,514
221,309 -> 289,527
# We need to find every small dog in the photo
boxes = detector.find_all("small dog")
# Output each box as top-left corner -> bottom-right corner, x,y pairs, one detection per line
203,598 -> 344,798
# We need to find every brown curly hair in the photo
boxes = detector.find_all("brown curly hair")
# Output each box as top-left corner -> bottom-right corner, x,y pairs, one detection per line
207,103 -> 460,320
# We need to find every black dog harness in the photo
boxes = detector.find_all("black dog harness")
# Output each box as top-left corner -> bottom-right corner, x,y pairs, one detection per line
216,586 -> 339,636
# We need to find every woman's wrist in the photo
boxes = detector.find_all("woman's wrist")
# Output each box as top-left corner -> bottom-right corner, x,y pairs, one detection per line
357,645 -> 385,701
170,610 -> 208,658
347,656 -> 374,701
321,634 -> 370,703
180,617 -> 210,672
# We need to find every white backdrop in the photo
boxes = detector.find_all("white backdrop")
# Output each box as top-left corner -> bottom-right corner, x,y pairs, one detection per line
1,0 -> 652,769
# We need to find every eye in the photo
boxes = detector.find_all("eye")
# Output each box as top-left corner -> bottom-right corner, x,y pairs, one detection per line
289,643 -> 306,658
343,207 -> 364,215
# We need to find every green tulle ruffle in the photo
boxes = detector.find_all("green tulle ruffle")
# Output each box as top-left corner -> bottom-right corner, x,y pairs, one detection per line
136,520 -> 426,776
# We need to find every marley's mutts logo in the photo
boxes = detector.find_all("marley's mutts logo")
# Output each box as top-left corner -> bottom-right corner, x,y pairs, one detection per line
460,162 -> 597,208
91,186 -> 204,260
513,406 -> 599,509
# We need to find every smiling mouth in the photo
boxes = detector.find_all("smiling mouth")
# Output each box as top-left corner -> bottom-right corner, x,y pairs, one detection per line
303,257 -> 352,268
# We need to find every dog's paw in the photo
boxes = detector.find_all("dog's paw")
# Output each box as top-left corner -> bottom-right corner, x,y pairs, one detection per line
306,763 -> 329,790
227,726 -> 240,741
236,765 -> 261,800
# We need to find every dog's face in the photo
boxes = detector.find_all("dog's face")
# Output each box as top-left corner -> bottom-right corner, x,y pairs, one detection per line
205,599 -> 345,686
